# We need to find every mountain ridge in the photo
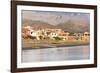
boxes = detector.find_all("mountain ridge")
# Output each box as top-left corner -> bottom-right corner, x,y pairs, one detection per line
22,19 -> 89,32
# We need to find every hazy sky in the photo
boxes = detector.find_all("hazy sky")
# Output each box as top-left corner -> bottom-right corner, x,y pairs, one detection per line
22,10 -> 90,25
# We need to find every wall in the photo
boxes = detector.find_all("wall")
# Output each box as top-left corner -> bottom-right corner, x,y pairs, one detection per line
0,0 -> 99,73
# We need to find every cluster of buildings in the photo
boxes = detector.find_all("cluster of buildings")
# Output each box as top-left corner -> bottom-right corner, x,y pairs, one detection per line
22,25 -> 90,41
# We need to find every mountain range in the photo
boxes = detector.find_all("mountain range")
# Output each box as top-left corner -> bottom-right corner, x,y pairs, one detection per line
22,19 -> 90,33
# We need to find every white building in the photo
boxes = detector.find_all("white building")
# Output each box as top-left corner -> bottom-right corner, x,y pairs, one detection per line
29,30 -> 40,40
49,32 -> 59,40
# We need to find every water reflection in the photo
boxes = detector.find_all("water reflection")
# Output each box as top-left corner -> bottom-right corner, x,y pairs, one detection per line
22,45 -> 90,63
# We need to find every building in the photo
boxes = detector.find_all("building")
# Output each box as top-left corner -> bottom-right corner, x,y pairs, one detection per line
22,25 -> 31,39
81,32 -> 90,41
59,31 -> 69,40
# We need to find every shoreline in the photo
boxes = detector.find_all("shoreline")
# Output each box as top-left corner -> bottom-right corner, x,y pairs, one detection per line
22,43 -> 89,50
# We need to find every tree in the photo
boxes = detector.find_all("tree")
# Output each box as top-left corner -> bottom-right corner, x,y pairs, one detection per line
69,32 -> 74,36
53,36 -> 62,40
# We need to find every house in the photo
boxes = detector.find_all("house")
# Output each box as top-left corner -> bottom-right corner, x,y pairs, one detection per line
22,25 -> 31,39
81,32 -> 90,41
59,31 -> 69,40
29,29 -> 45,40
49,32 -> 59,40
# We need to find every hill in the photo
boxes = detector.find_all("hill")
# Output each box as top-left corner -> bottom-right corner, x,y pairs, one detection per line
57,20 -> 90,32
22,19 -> 89,32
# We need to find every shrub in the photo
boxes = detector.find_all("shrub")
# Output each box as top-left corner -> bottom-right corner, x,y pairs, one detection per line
69,32 -> 75,36
53,36 -> 62,40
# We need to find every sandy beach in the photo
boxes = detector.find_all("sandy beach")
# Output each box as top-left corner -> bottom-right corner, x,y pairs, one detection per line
22,39 -> 89,49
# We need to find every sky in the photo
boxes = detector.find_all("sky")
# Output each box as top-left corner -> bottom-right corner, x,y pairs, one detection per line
22,10 -> 90,25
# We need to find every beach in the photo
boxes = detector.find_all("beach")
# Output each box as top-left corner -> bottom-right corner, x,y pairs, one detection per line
22,39 -> 89,49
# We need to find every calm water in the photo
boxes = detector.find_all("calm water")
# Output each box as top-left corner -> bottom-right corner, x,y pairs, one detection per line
22,45 -> 90,63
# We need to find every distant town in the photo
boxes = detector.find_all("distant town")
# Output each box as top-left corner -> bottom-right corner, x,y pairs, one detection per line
22,25 -> 90,41
22,25 -> 90,49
